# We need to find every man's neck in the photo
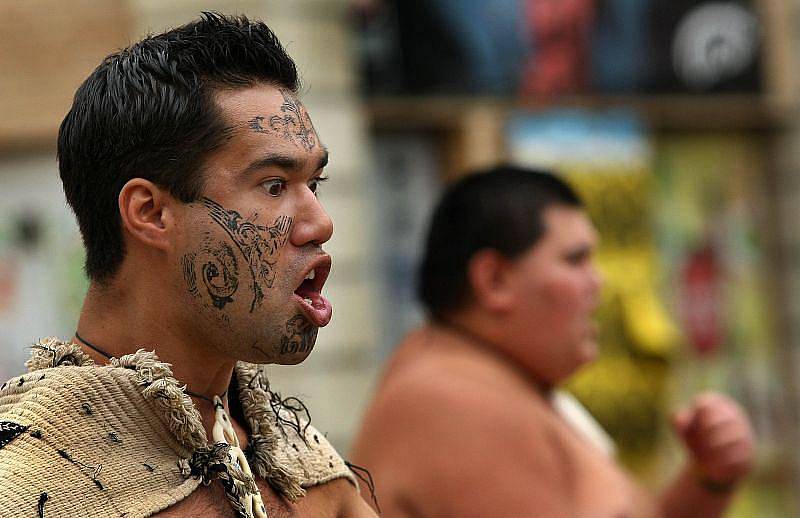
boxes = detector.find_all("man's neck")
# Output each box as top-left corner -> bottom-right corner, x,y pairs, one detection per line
75,280 -> 237,437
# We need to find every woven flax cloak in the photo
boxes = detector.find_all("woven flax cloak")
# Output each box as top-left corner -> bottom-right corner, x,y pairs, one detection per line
0,338 -> 355,517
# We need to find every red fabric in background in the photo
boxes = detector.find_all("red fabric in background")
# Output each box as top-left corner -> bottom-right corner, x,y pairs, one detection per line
681,244 -> 724,356
521,0 -> 595,96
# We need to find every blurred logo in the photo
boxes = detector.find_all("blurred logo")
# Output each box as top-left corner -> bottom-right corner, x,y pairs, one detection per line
672,2 -> 760,90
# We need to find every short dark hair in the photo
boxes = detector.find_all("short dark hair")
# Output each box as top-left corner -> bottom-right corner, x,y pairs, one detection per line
418,165 -> 583,320
58,12 -> 299,282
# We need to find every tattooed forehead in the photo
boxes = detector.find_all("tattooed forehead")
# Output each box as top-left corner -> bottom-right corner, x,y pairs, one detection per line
246,89 -> 319,152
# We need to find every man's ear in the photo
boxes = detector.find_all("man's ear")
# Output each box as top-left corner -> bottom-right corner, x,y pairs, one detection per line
118,178 -> 173,250
466,249 -> 515,313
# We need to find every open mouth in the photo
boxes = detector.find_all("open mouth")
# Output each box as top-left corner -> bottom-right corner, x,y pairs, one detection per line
293,255 -> 333,327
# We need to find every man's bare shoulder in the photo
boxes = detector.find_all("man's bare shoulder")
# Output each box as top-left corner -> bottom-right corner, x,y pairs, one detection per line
351,337 -> 580,516
372,330 -> 553,429
298,477 -> 376,517
352,329 -> 657,516
352,331 -> 564,475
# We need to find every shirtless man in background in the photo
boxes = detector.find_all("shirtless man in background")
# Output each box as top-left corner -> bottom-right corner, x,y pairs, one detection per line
352,165 -> 754,517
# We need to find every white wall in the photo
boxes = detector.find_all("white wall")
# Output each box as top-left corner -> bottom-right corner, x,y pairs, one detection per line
0,155 -> 86,379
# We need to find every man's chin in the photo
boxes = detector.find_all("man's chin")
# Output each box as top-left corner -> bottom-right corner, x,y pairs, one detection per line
232,339 -> 315,365
553,343 -> 598,386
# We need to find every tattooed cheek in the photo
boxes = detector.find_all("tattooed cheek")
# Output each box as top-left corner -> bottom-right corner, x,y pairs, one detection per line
202,197 -> 293,313
182,253 -> 200,299
181,239 -> 240,312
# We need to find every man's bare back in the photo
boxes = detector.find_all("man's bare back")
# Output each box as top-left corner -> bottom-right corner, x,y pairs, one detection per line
352,325 -> 658,517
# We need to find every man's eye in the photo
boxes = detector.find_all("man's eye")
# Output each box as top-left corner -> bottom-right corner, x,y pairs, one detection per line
262,179 -> 286,197
308,176 -> 328,195
565,249 -> 590,265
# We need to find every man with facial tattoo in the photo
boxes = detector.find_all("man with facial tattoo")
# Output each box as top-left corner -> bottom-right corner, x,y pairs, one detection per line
0,13 -> 376,518
351,166 -> 755,518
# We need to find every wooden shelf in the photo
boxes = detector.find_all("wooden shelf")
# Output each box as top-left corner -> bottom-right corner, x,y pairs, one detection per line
366,94 -> 799,133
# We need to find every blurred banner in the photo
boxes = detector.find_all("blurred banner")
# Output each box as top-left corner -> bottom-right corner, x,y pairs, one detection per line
359,0 -> 762,96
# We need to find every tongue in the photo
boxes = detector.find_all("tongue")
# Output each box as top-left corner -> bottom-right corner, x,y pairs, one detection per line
297,292 -> 333,327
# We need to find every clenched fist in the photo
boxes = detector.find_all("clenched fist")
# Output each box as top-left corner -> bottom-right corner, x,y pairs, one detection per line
672,392 -> 755,489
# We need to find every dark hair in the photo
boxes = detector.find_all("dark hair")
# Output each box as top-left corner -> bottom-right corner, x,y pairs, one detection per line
418,164 -> 583,320
58,12 -> 299,282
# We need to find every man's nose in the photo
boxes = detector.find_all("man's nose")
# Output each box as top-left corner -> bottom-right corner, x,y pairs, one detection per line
290,190 -> 333,247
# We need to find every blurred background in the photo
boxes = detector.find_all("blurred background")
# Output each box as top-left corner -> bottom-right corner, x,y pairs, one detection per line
1,1 -> 799,515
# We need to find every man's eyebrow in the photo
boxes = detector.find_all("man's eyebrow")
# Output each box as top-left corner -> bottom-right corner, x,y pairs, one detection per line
239,149 -> 329,176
